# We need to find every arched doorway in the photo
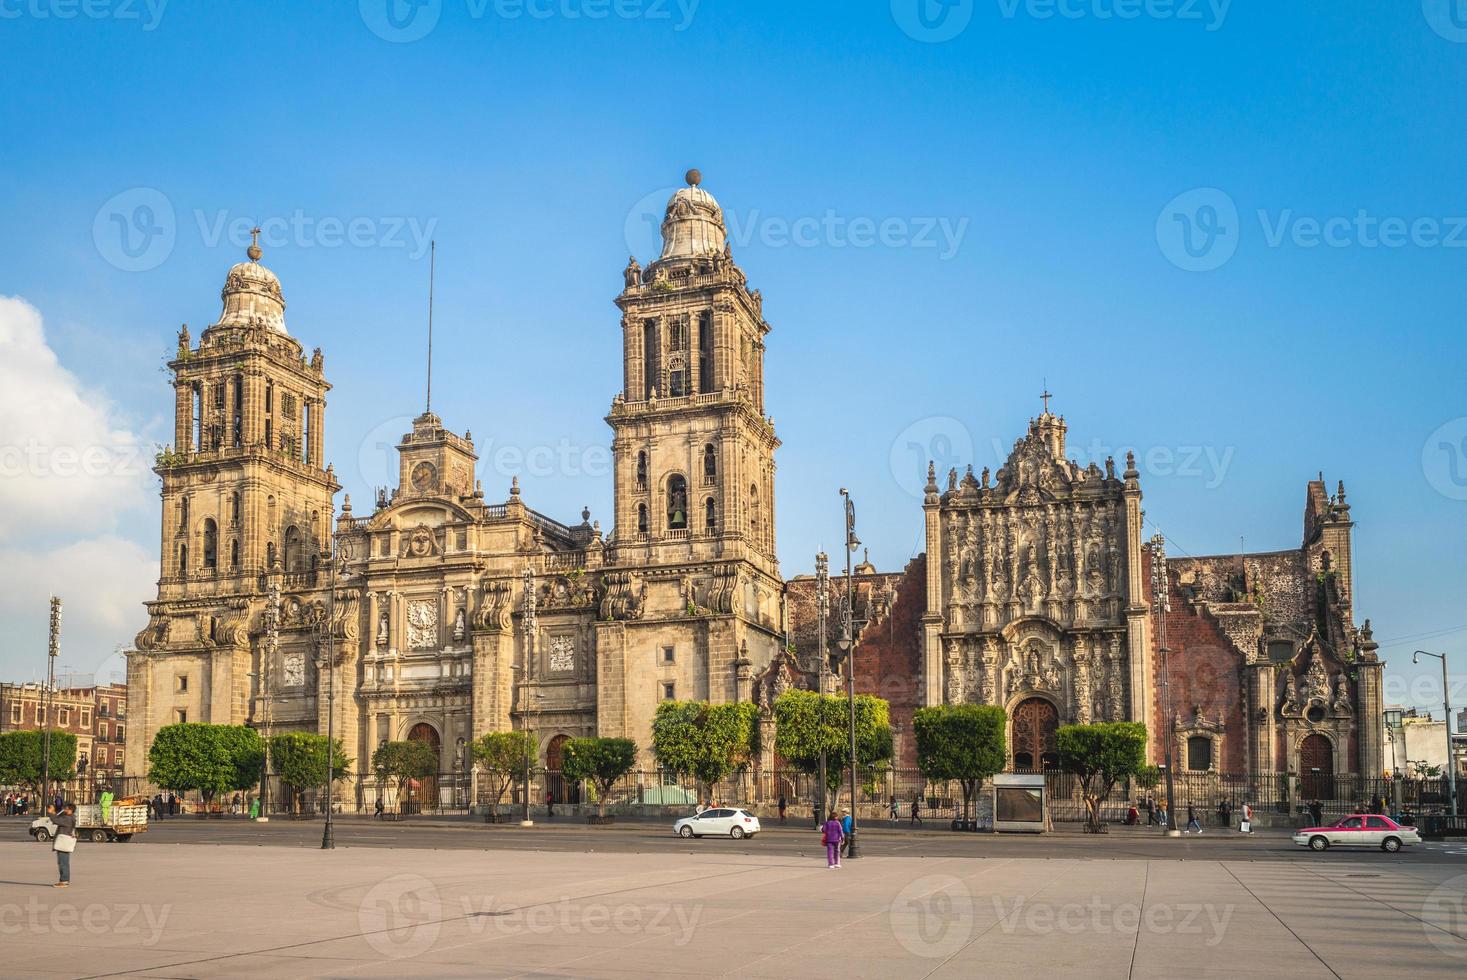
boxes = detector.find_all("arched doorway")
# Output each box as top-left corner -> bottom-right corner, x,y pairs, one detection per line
1012,698 -> 1059,771
406,722 -> 441,813
1300,733 -> 1334,800
545,734 -> 579,804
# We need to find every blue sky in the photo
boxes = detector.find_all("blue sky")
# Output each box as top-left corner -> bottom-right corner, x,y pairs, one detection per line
0,0 -> 1464,718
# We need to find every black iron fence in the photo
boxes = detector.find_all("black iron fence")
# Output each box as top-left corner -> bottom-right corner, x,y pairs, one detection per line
65,768 -> 1457,824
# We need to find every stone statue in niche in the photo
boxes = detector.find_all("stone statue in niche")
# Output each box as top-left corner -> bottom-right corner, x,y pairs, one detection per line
282,652 -> 305,687
377,611 -> 389,646
452,607 -> 466,642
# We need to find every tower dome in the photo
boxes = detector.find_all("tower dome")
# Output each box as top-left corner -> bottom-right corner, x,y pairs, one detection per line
216,229 -> 287,334
659,169 -> 727,261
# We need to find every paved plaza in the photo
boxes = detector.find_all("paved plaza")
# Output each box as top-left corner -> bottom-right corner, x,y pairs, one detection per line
2,826 -> 1466,979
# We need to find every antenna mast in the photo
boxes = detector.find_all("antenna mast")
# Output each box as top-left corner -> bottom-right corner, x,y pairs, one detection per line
426,240 -> 436,414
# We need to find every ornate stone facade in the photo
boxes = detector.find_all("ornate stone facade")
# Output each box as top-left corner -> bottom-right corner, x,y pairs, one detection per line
126,175 -> 787,797
918,408 -> 1151,768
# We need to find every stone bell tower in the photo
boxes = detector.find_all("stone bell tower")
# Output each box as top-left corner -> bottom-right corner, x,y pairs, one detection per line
597,171 -> 785,759
125,233 -> 339,783
608,169 -> 779,577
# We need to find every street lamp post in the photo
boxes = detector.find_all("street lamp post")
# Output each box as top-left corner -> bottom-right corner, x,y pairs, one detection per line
838,489 -> 861,859
321,557 -> 350,850
42,597 -> 60,810
1150,536 -> 1179,835
258,580 -> 280,821
519,566 -> 537,827
814,551 -> 829,828
1413,650 -> 1458,816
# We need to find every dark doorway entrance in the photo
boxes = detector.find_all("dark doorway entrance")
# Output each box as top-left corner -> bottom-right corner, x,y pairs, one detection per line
406,722 -> 440,812
1300,733 -> 1334,800
1012,698 -> 1059,770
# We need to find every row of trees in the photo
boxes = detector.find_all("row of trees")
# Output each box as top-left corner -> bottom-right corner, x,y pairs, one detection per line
135,703 -> 1151,830
0,730 -> 79,790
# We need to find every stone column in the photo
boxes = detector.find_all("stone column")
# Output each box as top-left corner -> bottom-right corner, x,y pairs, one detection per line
174,382 -> 192,452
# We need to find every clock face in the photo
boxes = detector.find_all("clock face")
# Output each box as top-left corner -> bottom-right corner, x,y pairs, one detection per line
411,461 -> 438,492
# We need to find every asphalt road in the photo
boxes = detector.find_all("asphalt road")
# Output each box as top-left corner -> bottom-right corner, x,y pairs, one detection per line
16,814 -> 1467,864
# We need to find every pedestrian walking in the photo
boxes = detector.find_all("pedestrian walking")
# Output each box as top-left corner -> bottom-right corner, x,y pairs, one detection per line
821,810 -> 845,869
1185,802 -> 1202,834
841,810 -> 854,857
1145,797 -> 1155,825
374,796 -> 385,820
545,790 -> 555,819
52,802 -> 77,888
1308,800 -> 1323,826
778,795 -> 787,825
889,795 -> 900,823
910,794 -> 922,825
1239,801 -> 1253,834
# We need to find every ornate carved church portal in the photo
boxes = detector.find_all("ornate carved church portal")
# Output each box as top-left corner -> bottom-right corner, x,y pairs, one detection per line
1011,697 -> 1059,770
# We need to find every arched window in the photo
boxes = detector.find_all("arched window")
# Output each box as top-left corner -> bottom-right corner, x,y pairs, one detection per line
703,444 -> 717,483
666,475 -> 688,530
266,541 -> 277,569
636,452 -> 647,490
637,503 -> 648,534
178,544 -> 188,575
748,483 -> 759,538
229,539 -> 239,569
230,492 -> 241,525
179,496 -> 190,530
283,525 -> 302,572
202,518 -> 218,570
705,497 -> 717,533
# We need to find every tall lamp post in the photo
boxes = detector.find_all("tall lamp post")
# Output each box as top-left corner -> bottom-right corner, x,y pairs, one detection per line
1413,650 -> 1458,816
319,556 -> 350,850
836,489 -> 862,859
42,597 -> 61,809
1150,536 -> 1179,835
257,580 -> 280,821
814,551 -> 829,828
519,565 -> 537,827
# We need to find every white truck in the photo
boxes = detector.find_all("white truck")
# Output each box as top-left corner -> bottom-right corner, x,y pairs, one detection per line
30,802 -> 149,843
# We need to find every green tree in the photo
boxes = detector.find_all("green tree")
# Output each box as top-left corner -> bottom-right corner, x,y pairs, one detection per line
772,689 -> 894,810
0,730 -> 78,791
147,724 -> 262,808
1135,765 -> 1162,795
651,700 -> 759,802
268,733 -> 351,813
471,731 -> 536,814
371,740 -> 439,813
913,704 -> 1007,824
560,737 -> 637,819
1056,722 -> 1149,832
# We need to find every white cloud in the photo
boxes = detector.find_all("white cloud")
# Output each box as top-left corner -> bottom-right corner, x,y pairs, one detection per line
0,296 -> 158,680
0,536 -> 157,684
0,295 -> 152,541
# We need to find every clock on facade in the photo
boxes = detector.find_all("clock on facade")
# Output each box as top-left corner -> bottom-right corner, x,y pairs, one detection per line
411,461 -> 438,492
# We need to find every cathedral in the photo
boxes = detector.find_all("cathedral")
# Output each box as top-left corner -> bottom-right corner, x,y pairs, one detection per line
124,171 -> 1385,801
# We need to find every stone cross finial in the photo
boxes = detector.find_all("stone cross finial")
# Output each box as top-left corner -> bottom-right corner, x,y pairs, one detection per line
247,227 -> 263,262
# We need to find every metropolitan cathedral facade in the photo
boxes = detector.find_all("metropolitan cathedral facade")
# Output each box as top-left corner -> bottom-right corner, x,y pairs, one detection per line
124,172 -> 785,791
125,171 -> 1385,797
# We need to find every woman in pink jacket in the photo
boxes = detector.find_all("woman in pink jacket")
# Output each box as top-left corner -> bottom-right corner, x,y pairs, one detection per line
821,810 -> 845,869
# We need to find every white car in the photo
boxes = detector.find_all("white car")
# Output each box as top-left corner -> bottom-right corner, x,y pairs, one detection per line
674,808 -> 761,839
1291,814 -> 1422,852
